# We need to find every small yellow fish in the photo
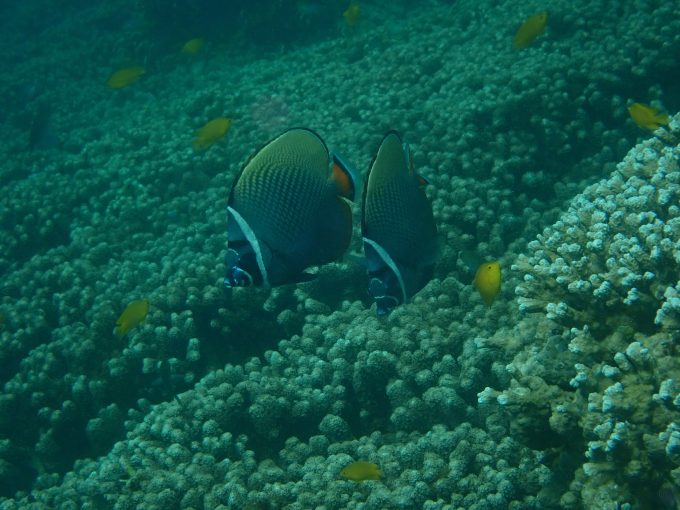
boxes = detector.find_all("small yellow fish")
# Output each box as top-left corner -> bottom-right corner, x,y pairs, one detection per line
474,261 -> 501,306
181,38 -> 204,55
513,12 -> 548,49
340,461 -> 382,482
114,299 -> 149,337
343,2 -> 360,27
106,66 -> 145,89
627,102 -> 669,131
193,117 -> 232,150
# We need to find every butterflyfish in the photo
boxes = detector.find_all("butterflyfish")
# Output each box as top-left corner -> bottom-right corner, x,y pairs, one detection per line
343,2 -> 360,27
340,461 -> 382,482
181,38 -> 204,55
627,103 -> 669,131
474,261 -> 501,305
114,299 -> 149,337
361,131 -> 437,315
513,12 -> 548,49
106,66 -> 145,89
193,117 -> 232,150
225,128 -> 357,288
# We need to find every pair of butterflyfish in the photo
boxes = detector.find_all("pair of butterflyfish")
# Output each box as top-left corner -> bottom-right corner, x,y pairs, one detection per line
224,128 -> 437,315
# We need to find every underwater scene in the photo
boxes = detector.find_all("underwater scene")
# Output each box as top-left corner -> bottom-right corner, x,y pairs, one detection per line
1,0 -> 680,508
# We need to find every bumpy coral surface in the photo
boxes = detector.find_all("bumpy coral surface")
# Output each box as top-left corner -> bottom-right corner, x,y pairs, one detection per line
493,115 -> 680,508
1,0 -> 680,508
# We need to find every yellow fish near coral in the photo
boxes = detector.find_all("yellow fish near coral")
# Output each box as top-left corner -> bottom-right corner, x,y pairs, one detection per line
343,1 -> 360,27
513,12 -> 548,49
340,461 -> 382,481
193,117 -> 232,150
474,261 -> 501,306
114,299 -> 149,337
106,66 -> 145,89
627,102 -> 669,131
181,38 -> 205,55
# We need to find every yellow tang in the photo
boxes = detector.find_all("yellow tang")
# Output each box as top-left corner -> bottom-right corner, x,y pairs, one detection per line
343,2 -> 360,27
513,12 -> 548,49
627,102 -> 669,131
181,38 -> 205,55
115,299 -> 149,337
474,261 -> 501,306
106,66 -> 145,89
340,461 -> 382,482
193,117 -> 232,150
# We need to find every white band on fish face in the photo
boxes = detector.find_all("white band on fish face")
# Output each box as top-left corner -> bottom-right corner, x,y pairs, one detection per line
362,237 -> 407,305
227,206 -> 269,288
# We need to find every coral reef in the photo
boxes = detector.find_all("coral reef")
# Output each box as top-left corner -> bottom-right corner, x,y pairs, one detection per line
482,115 -> 680,507
1,300 -> 551,509
515,123 -> 680,337
0,0 -> 680,507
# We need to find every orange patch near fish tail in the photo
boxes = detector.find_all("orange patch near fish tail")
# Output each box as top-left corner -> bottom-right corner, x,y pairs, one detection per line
331,153 -> 357,200
513,12 -> 548,49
